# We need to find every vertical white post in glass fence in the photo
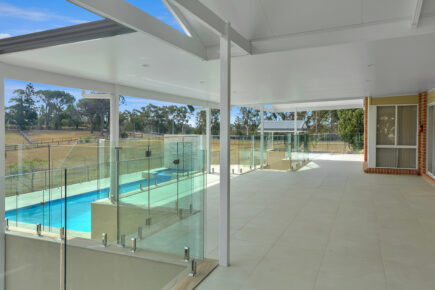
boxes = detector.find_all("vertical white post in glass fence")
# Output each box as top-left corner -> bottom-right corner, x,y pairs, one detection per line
251,135 -> 255,168
98,139 -> 105,191
271,132 -> 274,151
109,91 -> 120,203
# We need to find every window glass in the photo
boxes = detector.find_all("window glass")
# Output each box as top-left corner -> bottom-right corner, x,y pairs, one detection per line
398,148 -> 416,169
376,106 -> 395,145
376,148 -> 396,168
397,105 -> 417,146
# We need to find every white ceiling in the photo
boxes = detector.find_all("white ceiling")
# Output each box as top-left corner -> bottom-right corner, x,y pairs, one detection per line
198,0 -> 420,41
3,29 -> 435,106
2,0 -> 435,108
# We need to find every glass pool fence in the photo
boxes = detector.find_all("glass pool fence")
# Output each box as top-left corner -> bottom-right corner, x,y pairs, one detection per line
5,137 -> 206,261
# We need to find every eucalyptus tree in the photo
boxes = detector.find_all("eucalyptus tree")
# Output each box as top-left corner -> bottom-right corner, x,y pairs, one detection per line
36,89 -> 75,129
7,83 -> 38,130
77,99 -> 100,133
234,107 -> 260,136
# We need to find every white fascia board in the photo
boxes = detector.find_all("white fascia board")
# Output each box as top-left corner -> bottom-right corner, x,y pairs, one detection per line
234,96 -> 364,109
82,91 -> 112,99
412,0 -> 424,28
1,62 -> 115,93
68,0 -> 207,59
270,104 -> 364,113
0,62 -> 219,107
207,14 -> 435,59
118,85 -> 219,107
269,99 -> 364,113
171,0 -> 251,54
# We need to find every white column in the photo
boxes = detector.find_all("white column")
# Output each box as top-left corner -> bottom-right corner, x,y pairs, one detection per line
109,92 -> 120,203
98,139 -> 106,187
260,108 -> 264,169
271,132 -> 274,150
294,110 -> 298,135
0,70 -> 5,290
206,108 -> 212,174
294,110 -> 298,150
110,92 -> 120,145
219,22 -> 231,267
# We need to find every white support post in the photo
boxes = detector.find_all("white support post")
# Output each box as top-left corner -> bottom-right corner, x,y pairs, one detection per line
271,132 -> 274,150
219,22 -> 231,267
98,139 -> 106,187
294,110 -> 298,150
0,70 -> 5,290
206,108 -> 212,174
294,110 -> 298,135
109,91 -> 120,203
260,108 -> 264,169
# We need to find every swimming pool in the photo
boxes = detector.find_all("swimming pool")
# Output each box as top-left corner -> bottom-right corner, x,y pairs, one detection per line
5,168 -> 184,233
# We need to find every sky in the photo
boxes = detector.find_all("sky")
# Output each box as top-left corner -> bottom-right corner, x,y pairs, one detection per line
0,0 -> 241,124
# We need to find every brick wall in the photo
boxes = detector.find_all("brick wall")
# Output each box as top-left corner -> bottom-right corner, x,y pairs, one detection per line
419,92 -> 428,175
419,93 -> 435,184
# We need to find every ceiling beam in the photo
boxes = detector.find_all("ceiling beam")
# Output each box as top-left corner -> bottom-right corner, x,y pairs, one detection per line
68,0 -> 207,59
170,0 -> 252,54
0,19 -> 133,55
162,0 -> 193,38
412,0 -> 424,28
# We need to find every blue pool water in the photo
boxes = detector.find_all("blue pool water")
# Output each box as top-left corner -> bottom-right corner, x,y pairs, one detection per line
6,168 -> 182,233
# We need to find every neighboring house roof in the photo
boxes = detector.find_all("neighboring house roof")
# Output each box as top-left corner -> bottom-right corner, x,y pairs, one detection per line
259,120 -> 307,132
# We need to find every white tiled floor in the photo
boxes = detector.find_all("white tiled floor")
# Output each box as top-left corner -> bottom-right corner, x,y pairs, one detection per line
198,155 -> 435,290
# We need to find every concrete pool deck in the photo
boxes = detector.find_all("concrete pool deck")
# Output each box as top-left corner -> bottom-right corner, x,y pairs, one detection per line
198,154 -> 435,290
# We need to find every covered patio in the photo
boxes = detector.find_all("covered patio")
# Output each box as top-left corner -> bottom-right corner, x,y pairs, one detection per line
0,0 -> 435,289
201,155 -> 435,290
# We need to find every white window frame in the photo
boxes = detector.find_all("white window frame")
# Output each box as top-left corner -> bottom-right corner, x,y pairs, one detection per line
375,104 -> 418,170
427,102 -> 435,179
